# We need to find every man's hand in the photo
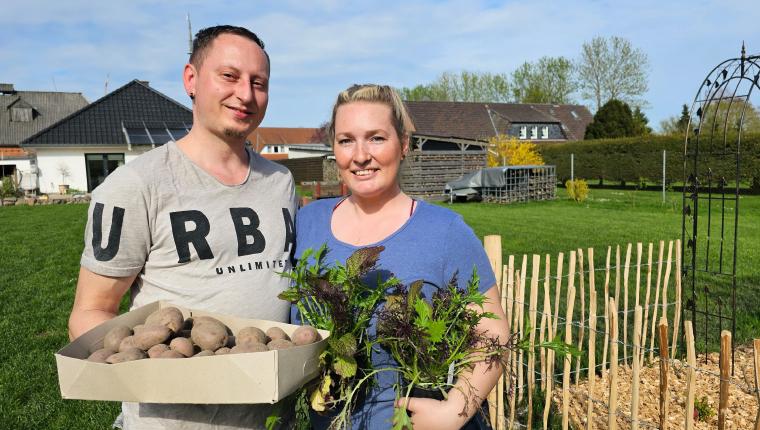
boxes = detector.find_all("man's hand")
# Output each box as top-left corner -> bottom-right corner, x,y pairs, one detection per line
68,267 -> 135,340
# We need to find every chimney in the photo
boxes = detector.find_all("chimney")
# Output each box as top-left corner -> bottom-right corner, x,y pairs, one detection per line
138,80 -> 150,87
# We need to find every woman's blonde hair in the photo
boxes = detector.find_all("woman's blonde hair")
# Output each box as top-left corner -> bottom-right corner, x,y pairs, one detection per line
327,84 -> 413,146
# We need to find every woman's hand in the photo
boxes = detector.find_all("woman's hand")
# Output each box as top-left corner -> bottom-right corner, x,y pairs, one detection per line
395,396 -> 469,430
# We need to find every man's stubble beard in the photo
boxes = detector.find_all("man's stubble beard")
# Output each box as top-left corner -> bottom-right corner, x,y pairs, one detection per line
223,128 -> 248,139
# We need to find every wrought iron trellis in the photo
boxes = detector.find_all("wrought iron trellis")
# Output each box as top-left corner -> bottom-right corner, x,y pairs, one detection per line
682,44 -> 760,370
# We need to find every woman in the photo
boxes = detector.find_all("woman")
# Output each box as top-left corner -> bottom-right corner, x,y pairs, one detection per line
294,84 -> 508,429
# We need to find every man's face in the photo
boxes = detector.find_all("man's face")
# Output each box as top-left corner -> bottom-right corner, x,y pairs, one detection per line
184,33 -> 269,141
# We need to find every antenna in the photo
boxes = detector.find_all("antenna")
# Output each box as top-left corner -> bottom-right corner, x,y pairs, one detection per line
187,13 -> 193,56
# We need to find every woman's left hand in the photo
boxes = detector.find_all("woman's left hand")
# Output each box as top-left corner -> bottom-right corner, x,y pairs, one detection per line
395,396 -> 469,430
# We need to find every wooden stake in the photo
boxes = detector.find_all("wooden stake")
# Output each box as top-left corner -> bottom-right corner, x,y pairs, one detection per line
684,320 -> 696,430
553,252 -> 564,340
608,298 -> 619,430
575,248 -> 585,386
509,269 -> 520,430
527,254 -> 540,430
505,256 -> 515,399
631,305 -> 642,430
623,243 -> 631,367
587,248 -> 596,430
649,240 -> 665,362
497,263 -> 509,430
542,254 -> 553,430
561,251 -> 576,430
662,241 -> 673,325
602,246 -> 611,374
658,318 -> 669,430
484,236 -> 501,430
539,255 -> 550,392
671,239 -> 682,358
634,243 -> 642,365
518,255 -> 527,403
641,243 -> 653,368
752,339 -> 760,430
718,330 -> 731,430
615,245 -> 621,308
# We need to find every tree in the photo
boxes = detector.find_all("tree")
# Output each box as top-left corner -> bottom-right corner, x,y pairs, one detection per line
577,36 -> 649,111
399,71 -> 511,102
510,56 -> 576,104
633,107 -> 652,135
487,135 -> 544,167
659,104 -> 692,135
584,99 -> 642,139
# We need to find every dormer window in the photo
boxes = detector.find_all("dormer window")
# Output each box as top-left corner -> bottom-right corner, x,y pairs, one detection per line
542,126 -> 549,139
519,126 -> 527,139
530,126 -> 538,139
11,106 -> 32,122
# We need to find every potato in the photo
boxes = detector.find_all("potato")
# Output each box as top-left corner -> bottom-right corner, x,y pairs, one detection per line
147,343 -> 170,358
231,343 -> 269,354
267,339 -> 294,350
265,327 -> 290,342
87,348 -> 116,363
118,335 -> 137,352
132,324 -> 145,333
156,349 -> 185,359
191,321 -> 229,351
169,337 -> 195,357
215,347 -> 231,355
106,348 -> 147,363
193,315 -> 226,329
145,307 -> 185,333
292,326 -> 321,346
193,350 -> 215,357
133,325 -> 172,350
103,325 -> 133,352
237,327 -> 268,346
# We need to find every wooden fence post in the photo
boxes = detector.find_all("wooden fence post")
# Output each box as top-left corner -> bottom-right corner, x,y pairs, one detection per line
497,263 -> 509,430
662,241 -> 673,329
518,255 -> 527,403
562,251 -> 577,430
539,255 -> 550,392
587,247 -> 596,430
671,239 -> 682,358
602,246 -> 611,374
658,317 -> 669,430
641,242 -> 653,368
623,243 -> 632,367
753,339 -> 760,430
575,248 -> 586,386
650,240 -> 665,362
527,254 -> 540,430
684,320 -> 696,430
509,270 -> 520,430
484,236 -> 501,430
608,298 -> 619,430
541,254 -> 552,430
718,330 -> 731,430
631,305 -> 642,430
553,252 -> 564,344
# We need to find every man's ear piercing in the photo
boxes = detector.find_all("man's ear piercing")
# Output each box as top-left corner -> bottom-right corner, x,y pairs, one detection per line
189,92 -> 195,100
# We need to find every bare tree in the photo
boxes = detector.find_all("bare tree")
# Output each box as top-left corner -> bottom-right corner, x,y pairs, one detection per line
577,36 -> 649,111
511,56 -> 576,104
399,71 -> 511,102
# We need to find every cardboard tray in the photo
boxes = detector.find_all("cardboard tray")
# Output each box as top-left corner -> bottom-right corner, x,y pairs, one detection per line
55,301 -> 328,404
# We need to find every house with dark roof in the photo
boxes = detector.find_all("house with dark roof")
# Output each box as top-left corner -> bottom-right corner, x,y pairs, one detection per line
0,83 -> 88,188
247,127 -> 329,160
21,80 -> 192,194
399,101 -> 593,196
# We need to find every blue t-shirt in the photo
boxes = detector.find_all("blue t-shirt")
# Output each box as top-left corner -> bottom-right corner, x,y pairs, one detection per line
293,198 -> 497,429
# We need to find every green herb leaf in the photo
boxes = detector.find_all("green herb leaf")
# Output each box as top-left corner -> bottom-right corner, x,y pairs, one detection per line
345,246 -> 384,277
332,354 -> 357,378
277,289 -> 301,303
328,332 -> 357,357
392,405 -> 414,430
427,319 -> 447,343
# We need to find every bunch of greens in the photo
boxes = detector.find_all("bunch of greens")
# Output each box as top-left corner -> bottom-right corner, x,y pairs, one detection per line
276,245 -> 399,430
376,270 -> 515,428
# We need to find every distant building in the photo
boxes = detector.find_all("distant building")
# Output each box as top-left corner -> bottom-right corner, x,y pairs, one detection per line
21,80 -> 191,194
248,127 -> 329,160
0,83 -> 88,190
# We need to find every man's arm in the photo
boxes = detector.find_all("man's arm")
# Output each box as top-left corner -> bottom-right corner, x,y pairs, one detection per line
68,267 -> 136,340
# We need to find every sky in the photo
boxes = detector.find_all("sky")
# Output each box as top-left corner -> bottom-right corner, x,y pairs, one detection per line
2,0 -> 759,131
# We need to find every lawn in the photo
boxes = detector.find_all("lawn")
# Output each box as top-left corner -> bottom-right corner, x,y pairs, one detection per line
0,188 -> 757,429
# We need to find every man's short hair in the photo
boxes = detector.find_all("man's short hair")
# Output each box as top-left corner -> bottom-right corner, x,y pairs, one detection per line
189,25 -> 270,72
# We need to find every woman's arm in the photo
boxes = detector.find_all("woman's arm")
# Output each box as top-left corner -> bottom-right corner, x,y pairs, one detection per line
398,284 -> 508,429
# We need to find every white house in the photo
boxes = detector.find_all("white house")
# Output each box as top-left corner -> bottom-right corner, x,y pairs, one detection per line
21,80 -> 192,194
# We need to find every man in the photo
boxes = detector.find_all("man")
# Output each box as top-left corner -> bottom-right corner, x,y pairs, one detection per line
68,26 -> 297,429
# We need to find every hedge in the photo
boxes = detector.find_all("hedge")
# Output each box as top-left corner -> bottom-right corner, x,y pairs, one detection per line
538,134 -> 760,189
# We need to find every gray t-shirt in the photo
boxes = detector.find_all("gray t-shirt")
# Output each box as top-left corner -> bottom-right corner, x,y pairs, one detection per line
81,141 -> 297,429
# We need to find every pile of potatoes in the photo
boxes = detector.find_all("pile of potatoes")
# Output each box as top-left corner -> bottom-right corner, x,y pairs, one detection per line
87,307 -> 322,364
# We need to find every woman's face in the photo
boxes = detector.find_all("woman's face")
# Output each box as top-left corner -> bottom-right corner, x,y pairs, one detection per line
333,101 -> 408,200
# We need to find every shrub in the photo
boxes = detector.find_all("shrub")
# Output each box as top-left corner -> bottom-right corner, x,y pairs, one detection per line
694,395 -> 715,422
565,179 -> 589,202
1,177 -> 16,198
487,135 -> 544,167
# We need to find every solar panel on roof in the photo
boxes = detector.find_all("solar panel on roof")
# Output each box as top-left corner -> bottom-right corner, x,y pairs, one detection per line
148,126 -> 172,144
124,126 -> 152,144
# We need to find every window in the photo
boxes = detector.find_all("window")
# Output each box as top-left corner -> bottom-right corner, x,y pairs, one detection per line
530,126 -> 538,139
11,107 -> 32,122
542,126 -> 549,139
85,153 -> 125,191
519,126 -> 527,139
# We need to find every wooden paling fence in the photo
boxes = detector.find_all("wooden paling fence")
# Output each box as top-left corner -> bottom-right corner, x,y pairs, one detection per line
482,236 -> 760,430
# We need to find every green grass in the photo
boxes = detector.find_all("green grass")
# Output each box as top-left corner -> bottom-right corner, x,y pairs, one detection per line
0,188 -> 758,428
